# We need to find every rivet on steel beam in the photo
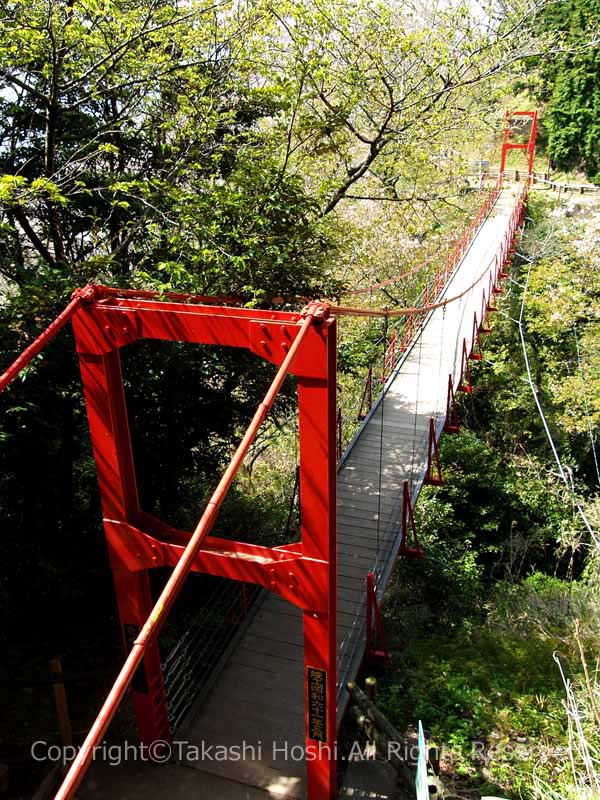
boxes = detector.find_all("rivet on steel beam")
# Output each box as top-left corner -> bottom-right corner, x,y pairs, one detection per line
269,567 -> 277,589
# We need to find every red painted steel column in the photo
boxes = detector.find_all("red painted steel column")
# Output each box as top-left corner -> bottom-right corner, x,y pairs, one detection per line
527,112 -> 538,185
499,110 -> 510,179
77,350 -> 170,743
297,316 -> 337,800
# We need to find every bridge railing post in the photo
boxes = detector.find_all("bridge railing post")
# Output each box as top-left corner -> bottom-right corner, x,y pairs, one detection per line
400,481 -> 424,558
457,339 -> 472,394
365,572 -> 391,664
357,366 -> 373,421
424,418 -> 443,486
444,374 -> 460,434
470,313 -> 483,361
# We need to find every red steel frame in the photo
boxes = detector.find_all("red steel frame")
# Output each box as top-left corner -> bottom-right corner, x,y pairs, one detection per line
499,110 -> 539,185
47,289 -> 338,800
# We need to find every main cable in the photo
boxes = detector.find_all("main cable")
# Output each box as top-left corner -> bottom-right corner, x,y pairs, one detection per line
516,259 -> 599,551
345,255 -> 436,296
330,241 -> 509,320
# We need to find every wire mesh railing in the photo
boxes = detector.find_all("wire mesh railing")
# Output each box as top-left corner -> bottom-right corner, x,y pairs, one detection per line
161,577 -> 262,732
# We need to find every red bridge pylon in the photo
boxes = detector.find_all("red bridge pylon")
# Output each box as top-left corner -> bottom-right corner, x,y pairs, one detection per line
499,110 -> 538,186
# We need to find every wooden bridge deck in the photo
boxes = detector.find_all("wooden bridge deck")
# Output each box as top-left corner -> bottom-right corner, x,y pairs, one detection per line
174,185 -> 521,798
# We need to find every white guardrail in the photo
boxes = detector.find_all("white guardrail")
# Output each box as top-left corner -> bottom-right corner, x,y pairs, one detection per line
474,164 -> 600,193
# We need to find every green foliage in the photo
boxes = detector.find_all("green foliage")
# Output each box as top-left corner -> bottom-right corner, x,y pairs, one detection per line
0,0 -> 341,298
381,621 -> 569,794
424,431 -> 566,576
382,557 -> 600,796
535,0 -> 600,181
247,0 -> 528,215
466,194 -> 600,488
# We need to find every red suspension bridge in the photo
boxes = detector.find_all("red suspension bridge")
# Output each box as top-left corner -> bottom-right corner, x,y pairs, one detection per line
0,112 -> 538,800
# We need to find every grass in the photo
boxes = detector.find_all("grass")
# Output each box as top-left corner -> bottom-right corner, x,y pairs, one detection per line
381,623 -> 567,793
377,565 -> 600,799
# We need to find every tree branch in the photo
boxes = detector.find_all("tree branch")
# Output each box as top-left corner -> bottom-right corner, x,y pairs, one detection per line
11,205 -> 55,265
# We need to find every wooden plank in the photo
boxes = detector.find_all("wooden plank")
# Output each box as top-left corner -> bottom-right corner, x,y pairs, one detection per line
237,637 -> 304,663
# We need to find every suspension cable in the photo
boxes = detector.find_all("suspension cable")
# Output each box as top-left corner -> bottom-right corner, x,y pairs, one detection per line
330,245 -> 501,319
516,261 -> 599,551
284,464 -> 300,538
345,255 -> 435,296
98,286 -> 242,305
0,286 -> 96,393
410,322 -> 424,490
436,303 -> 447,423
343,181 -> 529,321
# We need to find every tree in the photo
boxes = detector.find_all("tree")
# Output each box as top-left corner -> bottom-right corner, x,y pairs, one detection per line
244,0 -> 544,216
0,0 -> 547,295
536,0 -> 600,181
0,0 -> 338,298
